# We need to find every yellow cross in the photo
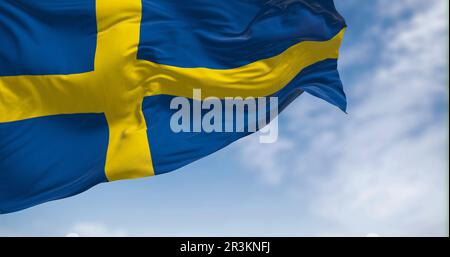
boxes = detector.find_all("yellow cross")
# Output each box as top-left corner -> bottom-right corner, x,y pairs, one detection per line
0,0 -> 344,181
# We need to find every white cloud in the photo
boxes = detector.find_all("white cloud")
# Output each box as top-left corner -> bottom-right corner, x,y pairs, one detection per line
236,0 -> 449,236
239,135 -> 294,185
67,222 -> 128,237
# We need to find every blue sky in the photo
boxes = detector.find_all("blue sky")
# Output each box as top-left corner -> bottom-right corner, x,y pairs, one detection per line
0,0 -> 448,236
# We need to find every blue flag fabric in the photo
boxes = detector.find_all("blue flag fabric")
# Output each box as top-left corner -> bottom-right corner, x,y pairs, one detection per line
0,0 -> 346,213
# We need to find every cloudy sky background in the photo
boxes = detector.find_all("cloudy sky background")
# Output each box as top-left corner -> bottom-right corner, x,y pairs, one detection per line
0,0 -> 448,236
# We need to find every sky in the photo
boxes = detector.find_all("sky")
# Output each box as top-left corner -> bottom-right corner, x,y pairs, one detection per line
0,0 -> 448,236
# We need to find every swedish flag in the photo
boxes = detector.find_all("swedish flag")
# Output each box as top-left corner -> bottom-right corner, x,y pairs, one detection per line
0,0 -> 346,213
